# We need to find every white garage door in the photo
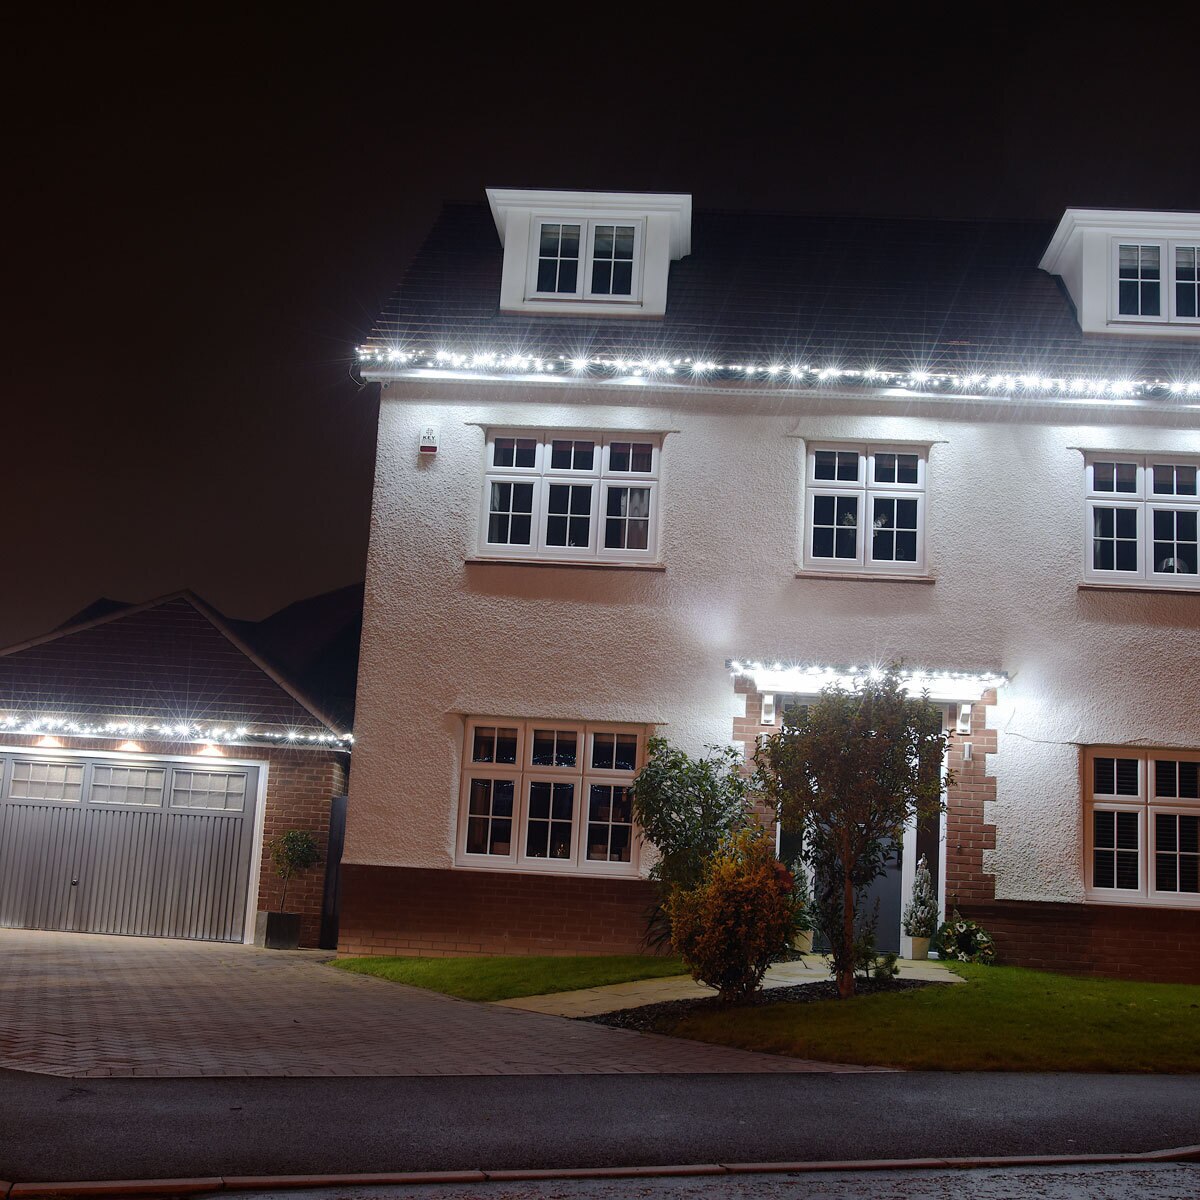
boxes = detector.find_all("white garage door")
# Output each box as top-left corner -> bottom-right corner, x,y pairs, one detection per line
0,753 -> 261,942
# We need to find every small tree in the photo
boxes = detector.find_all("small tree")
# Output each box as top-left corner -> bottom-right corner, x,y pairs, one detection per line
756,668 -> 950,998
665,825 -> 800,1003
631,737 -> 753,893
902,854 -> 940,939
269,830 -> 321,913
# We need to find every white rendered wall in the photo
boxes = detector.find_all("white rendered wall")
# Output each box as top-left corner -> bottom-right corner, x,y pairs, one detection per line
347,378 -> 1200,904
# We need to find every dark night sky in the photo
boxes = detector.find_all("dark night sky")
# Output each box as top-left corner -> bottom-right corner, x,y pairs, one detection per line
5,8 -> 1198,647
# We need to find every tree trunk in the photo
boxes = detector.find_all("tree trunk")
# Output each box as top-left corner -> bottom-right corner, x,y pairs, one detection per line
839,853 -> 856,998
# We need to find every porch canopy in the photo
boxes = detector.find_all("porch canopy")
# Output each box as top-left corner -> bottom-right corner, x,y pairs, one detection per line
729,660 -> 1007,704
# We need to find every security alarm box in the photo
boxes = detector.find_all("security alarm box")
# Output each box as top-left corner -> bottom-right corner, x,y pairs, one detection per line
419,426 -> 438,454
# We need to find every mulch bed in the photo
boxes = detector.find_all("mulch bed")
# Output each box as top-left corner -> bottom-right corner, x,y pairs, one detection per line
581,976 -> 945,1034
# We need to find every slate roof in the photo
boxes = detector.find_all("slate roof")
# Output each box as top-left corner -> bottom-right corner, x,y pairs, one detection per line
361,205 -> 1200,381
0,593 -> 348,737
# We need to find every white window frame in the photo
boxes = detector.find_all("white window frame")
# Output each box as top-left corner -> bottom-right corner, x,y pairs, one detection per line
1109,238 -> 1200,325
479,431 -> 661,565
1084,748 -> 1200,908
456,718 -> 643,877
1083,453 -> 1200,588
802,443 -> 928,574
525,215 -> 645,304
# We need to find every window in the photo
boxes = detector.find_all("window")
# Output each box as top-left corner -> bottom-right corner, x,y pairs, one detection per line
8,759 -> 84,802
480,431 -> 660,563
90,765 -> 165,807
457,719 -> 643,875
1085,748 -> 1200,906
804,444 -> 927,573
527,217 -> 643,302
1112,240 -> 1200,324
170,770 -> 247,812
1084,454 -> 1200,586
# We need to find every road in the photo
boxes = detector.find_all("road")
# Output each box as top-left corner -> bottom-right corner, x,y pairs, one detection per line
2,1068 -> 1198,1183
197,1162 -> 1200,1200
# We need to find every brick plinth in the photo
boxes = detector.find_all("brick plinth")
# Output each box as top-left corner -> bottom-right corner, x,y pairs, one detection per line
338,864 -> 660,958
960,899 -> 1200,983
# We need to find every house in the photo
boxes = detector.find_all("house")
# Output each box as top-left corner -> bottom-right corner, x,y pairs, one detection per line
0,591 -> 355,946
345,190 -> 1200,982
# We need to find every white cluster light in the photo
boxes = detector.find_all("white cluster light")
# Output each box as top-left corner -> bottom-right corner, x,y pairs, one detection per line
357,346 -> 1200,401
727,661 -> 1008,704
0,713 -> 353,748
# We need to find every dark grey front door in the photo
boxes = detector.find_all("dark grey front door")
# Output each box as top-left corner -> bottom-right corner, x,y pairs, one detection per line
0,754 -> 259,942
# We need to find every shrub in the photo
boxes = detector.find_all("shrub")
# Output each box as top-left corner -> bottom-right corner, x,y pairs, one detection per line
269,829 -> 321,912
902,855 -> 940,939
935,909 -> 997,963
665,826 -> 800,1003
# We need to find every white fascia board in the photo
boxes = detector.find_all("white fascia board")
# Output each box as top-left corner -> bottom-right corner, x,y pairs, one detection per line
1040,207 -> 1200,273
485,187 -> 692,258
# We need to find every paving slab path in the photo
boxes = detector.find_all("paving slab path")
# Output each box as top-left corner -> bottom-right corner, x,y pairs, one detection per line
495,955 -> 960,1017
0,929 -> 880,1078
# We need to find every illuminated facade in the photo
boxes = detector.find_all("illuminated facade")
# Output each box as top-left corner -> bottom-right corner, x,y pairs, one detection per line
345,192 -> 1200,979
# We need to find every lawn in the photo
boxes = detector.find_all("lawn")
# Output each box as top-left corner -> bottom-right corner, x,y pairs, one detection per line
673,964 -> 1200,1073
331,953 -> 687,1002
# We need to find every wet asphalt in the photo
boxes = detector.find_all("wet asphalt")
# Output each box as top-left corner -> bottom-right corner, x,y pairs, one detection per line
1,1068 -> 1199,1184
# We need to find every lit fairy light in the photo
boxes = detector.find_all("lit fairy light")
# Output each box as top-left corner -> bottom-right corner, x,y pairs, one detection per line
357,345 -> 1200,403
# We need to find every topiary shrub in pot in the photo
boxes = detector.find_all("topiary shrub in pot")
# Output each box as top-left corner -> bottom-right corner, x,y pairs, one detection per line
901,854 -> 939,960
256,830 -> 322,950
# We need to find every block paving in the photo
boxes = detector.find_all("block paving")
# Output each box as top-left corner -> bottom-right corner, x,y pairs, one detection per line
0,929 -> 885,1078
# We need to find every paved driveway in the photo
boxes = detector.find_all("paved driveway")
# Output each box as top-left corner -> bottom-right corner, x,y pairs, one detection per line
0,930 -> 878,1078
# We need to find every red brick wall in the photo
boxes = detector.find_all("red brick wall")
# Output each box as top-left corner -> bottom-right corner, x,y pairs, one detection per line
338,864 -> 659,957
960,899 -> 1200,984
943,690 -> 998,906
0,734 -> 345,947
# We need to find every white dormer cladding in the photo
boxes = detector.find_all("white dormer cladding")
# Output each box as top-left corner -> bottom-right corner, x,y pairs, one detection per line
486,188 -> 691,318
1040,209 -> 1200,338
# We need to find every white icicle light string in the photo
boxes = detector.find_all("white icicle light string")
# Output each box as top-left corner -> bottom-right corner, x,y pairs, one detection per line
357,346 -> 1200,400
729,660 -> 1008,704
0,713 -> 353,748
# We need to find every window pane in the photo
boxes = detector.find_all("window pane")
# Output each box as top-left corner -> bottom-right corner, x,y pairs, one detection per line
9,760 -> 85,802
814,450 -> 860,482
170,770 -> 247,812
1092,507 -> 1138,572
1152,464 -> 1198,496
89,766 -> 165,808
488,481 -> 534,546
1094,757 -> 1140,796
1093,461 -> 1138,493
813,494 -> 858,560
1152,509 -> 1198,574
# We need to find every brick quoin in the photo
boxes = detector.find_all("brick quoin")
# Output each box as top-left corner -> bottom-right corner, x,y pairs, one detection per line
943,689 -> 998,907
338,865 -> 659,958
2,733 -> 345,948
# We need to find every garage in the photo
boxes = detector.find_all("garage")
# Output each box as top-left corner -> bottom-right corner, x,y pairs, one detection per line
0,751 -> 262,942
0,590 -> 354,947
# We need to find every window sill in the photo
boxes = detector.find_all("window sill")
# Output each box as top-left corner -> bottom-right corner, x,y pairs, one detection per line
795,570 -> 935,584
1079,582 -> 1200,596
1085,892 -> 1200,910
466,556 -> 665,572
453,859 -> 643,881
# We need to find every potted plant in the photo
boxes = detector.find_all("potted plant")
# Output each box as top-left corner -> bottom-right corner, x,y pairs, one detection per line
256,830 -> 321,950
790,866 -> 815,954
902,854 -> 939,960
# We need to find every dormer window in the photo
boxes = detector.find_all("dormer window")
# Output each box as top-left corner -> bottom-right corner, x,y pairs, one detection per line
529,218 -> 643,302
487,188 -> 691,319
1040,210 -> 1200,337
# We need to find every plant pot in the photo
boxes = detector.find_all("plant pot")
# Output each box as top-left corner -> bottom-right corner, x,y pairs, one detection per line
910,935 -> 931,961
791,929 -> 815,954
255,911 -> 302,950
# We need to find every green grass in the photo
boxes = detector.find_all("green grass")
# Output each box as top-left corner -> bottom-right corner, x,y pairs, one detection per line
331,953 -> 687,1002
673,964 -> 1200,1073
